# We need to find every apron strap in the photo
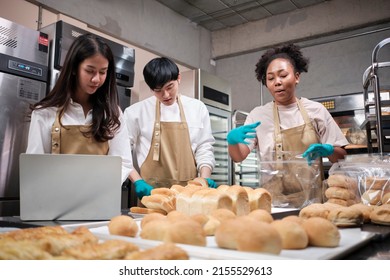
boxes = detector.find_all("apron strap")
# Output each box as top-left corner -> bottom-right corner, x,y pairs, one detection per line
273,101 -> 283,160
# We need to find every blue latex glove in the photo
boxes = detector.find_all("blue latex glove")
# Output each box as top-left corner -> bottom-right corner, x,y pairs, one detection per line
206,178 -> 217,189
134,179 -> 153,199
227,121 -> 261,145
302,143 -> 334,164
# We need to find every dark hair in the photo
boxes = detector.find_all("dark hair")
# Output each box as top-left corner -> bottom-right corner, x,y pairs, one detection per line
143,57 -> 179,90
31,33 -> 120,142
255,43 -> 309,85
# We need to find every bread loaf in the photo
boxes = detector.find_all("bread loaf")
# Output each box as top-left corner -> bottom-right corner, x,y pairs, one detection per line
222,185 -> 250,216
327,207 -> 363,227
140,194 -> 175,213
243,187 -> 272,213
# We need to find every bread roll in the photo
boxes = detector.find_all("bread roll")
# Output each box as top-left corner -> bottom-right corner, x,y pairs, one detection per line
141,194 -> 175,213
282,215 -> 305,225
210,208 -> 236,222
140,212 -> 166,229
349,203 -> 373,223
215,217 -> 282,254
370,204 -> 390,225
326,198 -> 349,207
247,209 -> 274,223
302,217 -> 340,247
108,215 -> 139,237
327,174 -> 357,189
166,210 -> 190,223
163,219 -> 207,246
271,219 -> 308,249
140,219 -> 171,241
299,203 -> 331,219
327,207 -> 363,227
203,215 -> 221,236
325,187 -> 353,200
190,213 -> 210,227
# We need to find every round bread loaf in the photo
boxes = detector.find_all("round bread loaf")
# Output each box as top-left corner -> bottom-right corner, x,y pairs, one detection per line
327,207 -> 363,227
271,219 -> 308,249
302,217 -> 340,247
210,208 -> 236,222
108,215 -> 139,237
247,209 -> 274,223
215,217 -> 282,254
140,212 -> 166,229
282,215 -> 305,225
370,204 -> 390,225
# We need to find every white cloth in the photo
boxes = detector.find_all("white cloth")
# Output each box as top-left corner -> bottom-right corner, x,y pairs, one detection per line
26,100 -> 133,183
245,97 -> 349,159
123,95 -> 215,173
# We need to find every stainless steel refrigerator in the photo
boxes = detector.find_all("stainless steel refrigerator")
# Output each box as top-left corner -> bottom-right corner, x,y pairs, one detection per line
0,17 -> 49,216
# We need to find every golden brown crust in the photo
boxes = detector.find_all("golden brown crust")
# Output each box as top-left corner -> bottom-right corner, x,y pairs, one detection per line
282,215 -> 305,225
361,190 -> 383,206
215,217 -> 282,254
325,187 -> 353,200
271,219 -> 308,249
247,209 -> 274,223
302,217 -> 340,247
141,194 -> 175,213
370,204 -> 390,225
124,243 -> 189,260
108,215 -> 139,237
299,203 -> 331,219
327,207 -> 363,227
140,212 -> 166,229
349,203 -> 373,223
61,239 -> 139,260
382,192 -> 390,205
365,177 -> 390,191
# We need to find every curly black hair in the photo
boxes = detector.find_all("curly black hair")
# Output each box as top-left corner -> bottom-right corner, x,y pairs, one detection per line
255,43 -> 309,86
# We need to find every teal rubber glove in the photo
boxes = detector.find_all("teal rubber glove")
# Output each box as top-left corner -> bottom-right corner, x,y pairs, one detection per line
227,121 -> 261,145
134,179 -> 153,199
302,143 -> 334,164
206,178 -> 217,189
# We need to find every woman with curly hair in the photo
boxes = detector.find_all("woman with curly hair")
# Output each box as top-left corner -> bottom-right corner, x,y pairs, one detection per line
227,44 -> 348,206
26,33 -> 133,183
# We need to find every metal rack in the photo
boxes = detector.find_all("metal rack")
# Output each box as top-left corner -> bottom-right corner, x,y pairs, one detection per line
361,37 -> 390,153
232,110 -> 259,187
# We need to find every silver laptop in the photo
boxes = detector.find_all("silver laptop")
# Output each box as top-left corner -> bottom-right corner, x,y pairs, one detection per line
19,153 -> 122,221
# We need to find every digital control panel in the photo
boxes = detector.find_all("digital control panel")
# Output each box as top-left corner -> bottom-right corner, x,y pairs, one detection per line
8,60 -> 43,77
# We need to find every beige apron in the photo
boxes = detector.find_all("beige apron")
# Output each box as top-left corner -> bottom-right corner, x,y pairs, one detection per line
51,109 -> 109,155
262,99 -> 323,208
140,97 -> 197,189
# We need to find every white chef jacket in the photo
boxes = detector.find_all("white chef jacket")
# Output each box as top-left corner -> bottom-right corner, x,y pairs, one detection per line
245,97 -> 349,159
26,99 -> 133,183
123,95 -> 216,173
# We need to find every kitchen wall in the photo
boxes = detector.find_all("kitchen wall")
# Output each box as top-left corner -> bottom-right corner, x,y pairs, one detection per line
1,0 -> 390,113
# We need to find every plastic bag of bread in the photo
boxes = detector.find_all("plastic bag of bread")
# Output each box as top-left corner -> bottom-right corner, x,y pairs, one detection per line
327,160 -> 390,206
258,157 -> 322,209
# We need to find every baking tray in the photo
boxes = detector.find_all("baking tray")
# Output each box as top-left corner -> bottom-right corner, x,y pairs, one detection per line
84,221 -> 376,260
